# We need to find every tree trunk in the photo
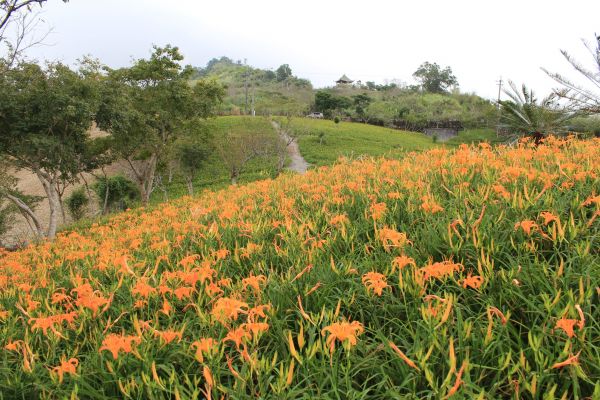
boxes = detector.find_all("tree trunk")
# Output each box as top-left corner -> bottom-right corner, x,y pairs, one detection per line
230,168 -> 239,185
5,193 -> 44,238
185,175 -> 194,196
140,153 -> 158,206
36,171 -> 60,239
57,190 -> 66,223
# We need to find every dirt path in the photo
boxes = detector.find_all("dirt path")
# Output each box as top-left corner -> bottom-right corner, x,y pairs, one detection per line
272,121 -> 310,174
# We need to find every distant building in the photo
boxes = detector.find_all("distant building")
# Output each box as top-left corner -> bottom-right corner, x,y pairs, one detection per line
336,74 -> 354,85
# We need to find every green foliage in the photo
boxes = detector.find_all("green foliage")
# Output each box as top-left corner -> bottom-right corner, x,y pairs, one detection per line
66,187 -> 89,221
93,175 -> 140,212
275,63 -> 292,82
194,57 -> 312,116
96,45 -> 224,203
499,81 -> 574,138
0,61 -> 102,180
315,87 -> 495,128
544,35 -> 600,114
352,93 -> 373,122
412,61 -> 458,93
150,117 -> 280,201
314,91 -> 352,118
333,116 -> 340,124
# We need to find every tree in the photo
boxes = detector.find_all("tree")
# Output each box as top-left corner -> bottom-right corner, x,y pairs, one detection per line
215,131 -> 275,185
1,0 -> 68,68
172,131 -> 213,196
0,62 -> 103,239
276,64 -> 292,82
314,91 -> 352,118
499,81 -> 574,141
412,61 -> 458,94
96,45 -> 224,205
353,93 -> 373,122
543,35 -> 600,114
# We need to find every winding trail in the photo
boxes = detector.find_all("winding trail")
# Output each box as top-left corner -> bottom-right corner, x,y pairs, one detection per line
272,121 -> 310,174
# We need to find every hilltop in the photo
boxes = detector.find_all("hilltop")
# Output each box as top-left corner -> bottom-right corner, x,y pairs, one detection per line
192,57 -> 314,116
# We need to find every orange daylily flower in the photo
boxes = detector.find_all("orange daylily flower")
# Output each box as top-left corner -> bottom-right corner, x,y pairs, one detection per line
322,320 -> 364,353
551,351 -> 581,369
554,318 -> 579,338
155,329 -> 183,344
391,255 -> 415,272
539,211 -> 559,225
514,220 -> 538,236
173,286 -> 195,301
211,297 -> 249,324
242,274 -> 267,293
370,202 -> 387,220
329,214 -> 349,226
247,304 -> 271,322
51,357 -> 78,383
223,326 -> 251,350
4,340 -> 23,352
461,274 -> 484,290
362,272 -> 389,296
417,260 -> 463,283
99,333 -> 141,359
131,279 -> 156,298
421,195 -> 444,214
192,338 -> 218,363
242,322 -> 270,337
379,228 -> 411,252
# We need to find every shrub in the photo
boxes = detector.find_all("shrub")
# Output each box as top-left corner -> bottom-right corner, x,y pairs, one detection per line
66,187 -> 89,221
333,116 -> 340,124
318,131 -> 326,144
93,175 -> 140,213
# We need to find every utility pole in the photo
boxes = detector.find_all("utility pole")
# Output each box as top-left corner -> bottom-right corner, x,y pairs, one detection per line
496,77 -> 503,136
251,85 -> 255,117
496,77 -> 503,110
244,58 -> 249,115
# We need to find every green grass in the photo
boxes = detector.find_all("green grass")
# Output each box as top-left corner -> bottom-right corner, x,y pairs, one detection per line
445,128 -> 503,146
280,118 -> 437,166
279,118 -> 504,167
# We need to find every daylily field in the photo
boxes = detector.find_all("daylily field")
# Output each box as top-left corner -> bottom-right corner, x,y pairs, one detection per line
1,137 -> 599,399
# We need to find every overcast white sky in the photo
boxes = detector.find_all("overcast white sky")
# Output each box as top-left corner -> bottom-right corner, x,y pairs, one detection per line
22,0 -> 600,99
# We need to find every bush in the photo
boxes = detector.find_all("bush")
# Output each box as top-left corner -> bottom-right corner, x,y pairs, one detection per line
66,188 -> 89,221
333,116 -> 340,124
93,175 -> 140,213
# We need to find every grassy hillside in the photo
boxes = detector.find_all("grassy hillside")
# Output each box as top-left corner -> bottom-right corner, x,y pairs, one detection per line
193,58 -> 313,116
1,137 -> 598,398
279,117 -> 500,166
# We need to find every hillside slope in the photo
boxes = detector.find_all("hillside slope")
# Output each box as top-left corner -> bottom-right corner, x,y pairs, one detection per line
1,137 -> 598,398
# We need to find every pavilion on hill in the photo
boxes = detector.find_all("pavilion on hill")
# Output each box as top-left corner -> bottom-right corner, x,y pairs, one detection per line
335,74 -> 354,85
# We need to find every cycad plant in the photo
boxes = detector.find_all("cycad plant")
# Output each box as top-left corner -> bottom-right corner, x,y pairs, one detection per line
543,35 -> 600,114
499,81 -> 574,140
